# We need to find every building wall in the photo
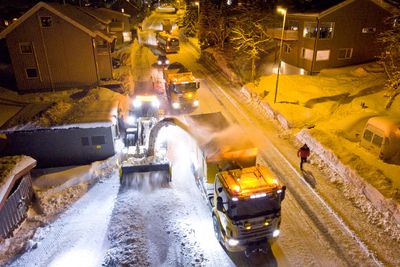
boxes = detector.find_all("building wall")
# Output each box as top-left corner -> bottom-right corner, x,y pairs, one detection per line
95,36 -> 113,79
3,126 -> 116,167
6,7 -> 100,91
314,0 -> 390,71
282,0 -> 390,73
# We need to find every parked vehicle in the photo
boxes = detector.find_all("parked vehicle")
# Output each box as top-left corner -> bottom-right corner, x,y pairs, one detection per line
360,116 -> 400,161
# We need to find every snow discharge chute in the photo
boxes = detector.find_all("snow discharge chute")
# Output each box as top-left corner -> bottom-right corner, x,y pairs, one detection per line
119,116 -> 190,189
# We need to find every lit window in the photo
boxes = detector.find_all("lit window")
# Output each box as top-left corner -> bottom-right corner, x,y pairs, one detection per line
362,27 -> 376,33
19,42 -> 33,54
319,22 -> 334,39
121,8 -> 125,13
40,16 -> 52,27
26,68 -> 38,78
303,22 -> 317,38
301,48 -> 313,60
316,50 -> 330,61
287,20 -> 299,31
338,48 -> 353,60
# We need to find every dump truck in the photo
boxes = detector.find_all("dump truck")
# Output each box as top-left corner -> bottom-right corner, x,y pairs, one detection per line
120,81 -> 170,188
163,62 -> 200,110
186,112 -> 286,255
161,19 -> 172,33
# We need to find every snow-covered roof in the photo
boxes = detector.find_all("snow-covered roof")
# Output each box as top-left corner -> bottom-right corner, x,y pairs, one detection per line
0,155 -> 36,210
367,116 -> 400,136
0,88 -> 125,132
0,2 -> 115,42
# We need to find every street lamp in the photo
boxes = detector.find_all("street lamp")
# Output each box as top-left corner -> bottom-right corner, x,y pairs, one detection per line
195,1 -> 200,20
273,7 -> 287,104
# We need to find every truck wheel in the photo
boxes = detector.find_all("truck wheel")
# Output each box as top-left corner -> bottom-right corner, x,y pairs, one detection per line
212,214 -> 221,243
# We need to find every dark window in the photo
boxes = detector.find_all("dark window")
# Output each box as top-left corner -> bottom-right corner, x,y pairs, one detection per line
338,48 -> 353,60
363,129 -> 373,142
20,42 -> 33,54
40,16 -> 52,27
26,68 -> 38,78
372,134 -> 383,147
96,40 -> 108,49
284,44 -> 292,53
91,136 -> 105,145
319,22 -> 334,39
81,137 -> 89,146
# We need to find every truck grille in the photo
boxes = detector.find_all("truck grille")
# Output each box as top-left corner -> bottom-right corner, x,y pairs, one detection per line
237,218 -> 276,242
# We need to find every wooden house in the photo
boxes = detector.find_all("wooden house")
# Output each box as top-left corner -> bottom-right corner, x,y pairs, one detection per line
0,2 -> 116,92
269,0 -> 394,74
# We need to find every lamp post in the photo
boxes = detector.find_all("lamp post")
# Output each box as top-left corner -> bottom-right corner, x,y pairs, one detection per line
195,1 -> 200,20
273,7 -> 287,104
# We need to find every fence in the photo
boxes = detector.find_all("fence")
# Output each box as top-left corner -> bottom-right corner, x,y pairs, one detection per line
0,174 -> 33,239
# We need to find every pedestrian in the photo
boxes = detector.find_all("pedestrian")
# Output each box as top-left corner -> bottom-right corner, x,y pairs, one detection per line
297,144 -> 310,170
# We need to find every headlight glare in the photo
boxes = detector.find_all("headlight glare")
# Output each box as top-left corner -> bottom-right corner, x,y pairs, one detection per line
228,238 -> 239,247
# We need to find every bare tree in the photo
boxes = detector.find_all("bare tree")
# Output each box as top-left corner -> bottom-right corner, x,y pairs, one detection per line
181,7 -> 198,37
199,2 -> 233,50
230,11 -> 274,82
378,12 -> 400,109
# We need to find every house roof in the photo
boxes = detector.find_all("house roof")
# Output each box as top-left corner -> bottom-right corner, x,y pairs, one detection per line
288,0 -> 396,18
0,87 -> 130,133
97,7 -> 131,18
0,2 -> 115,42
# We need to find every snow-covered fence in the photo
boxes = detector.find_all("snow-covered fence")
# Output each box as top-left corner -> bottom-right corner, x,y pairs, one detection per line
297,129 -> 400,225
0,174 -> 33,239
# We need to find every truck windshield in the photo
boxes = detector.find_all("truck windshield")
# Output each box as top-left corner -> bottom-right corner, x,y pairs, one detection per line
174,83 -> 197,93
228,197 -> 281,220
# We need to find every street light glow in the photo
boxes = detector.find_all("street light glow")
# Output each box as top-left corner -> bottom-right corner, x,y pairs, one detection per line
277,7 -> 287,15
274,6 -> 287,104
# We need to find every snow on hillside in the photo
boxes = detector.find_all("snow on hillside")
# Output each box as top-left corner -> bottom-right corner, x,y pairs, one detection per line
244,62 -> 400,202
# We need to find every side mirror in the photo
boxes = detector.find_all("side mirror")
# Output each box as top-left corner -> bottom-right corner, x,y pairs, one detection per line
281,186 -> 287,201
216,196 -> 223,212
196,82 -> 200,89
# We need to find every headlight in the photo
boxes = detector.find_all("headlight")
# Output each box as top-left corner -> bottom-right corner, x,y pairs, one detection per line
152,98 -> 160,108
172,102 -> 180,109
157,60 -> 162,65
227,238 -> 239,247
133,99 -> 142,108
193,100 -> 199,107
272,229 -> 280,238
127,115 -> 135,125
165,59 -> 170,64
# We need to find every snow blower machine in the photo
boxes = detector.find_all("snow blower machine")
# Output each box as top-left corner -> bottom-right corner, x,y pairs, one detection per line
119,82 -> 171,189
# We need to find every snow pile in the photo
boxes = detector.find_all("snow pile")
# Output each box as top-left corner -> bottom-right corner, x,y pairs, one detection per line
0,155 -> 35,206
1,87 -> 129,131
0,156 -> 118,265
34,156 -> 118,216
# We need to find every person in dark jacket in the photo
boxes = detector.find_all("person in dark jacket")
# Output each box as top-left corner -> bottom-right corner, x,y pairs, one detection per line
297,144 -> 310,170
